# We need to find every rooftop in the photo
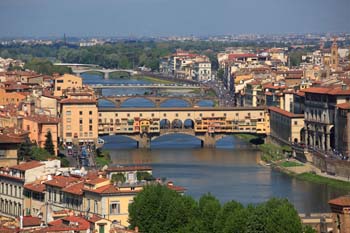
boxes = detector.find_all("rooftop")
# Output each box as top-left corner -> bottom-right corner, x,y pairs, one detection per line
329,195 -> 350,207
269,106 -> 304,118
11,161 -> 44,171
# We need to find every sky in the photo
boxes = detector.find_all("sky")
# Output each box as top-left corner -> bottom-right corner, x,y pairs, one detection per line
0,0 -> 350,38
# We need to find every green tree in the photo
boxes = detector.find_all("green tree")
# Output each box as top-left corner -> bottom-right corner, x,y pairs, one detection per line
44,131 -> 55,155
31,146 -> 53,161
111,173 -> 126,184
214,200 -> 244,233
136,171 -> 154,181
198,193 -> 221,233
129,184 -> 197,233
217,68 -> 224,81
18,137 -> 33,161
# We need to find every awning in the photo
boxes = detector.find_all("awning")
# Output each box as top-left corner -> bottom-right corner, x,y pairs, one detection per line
66,138 -> 72,142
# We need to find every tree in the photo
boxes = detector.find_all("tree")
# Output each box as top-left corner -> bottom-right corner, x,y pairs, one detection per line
128,184 -> 197,233
31,146 -> 53,161
18,137 -> 33,161
137,171 -> 154,181
198,193 -> 221,233
111,173 -> 126,184
44,131 -> 55,155
217,68 -> 224,81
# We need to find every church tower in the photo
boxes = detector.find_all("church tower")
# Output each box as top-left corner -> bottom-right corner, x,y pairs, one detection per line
331,37 -> 339,69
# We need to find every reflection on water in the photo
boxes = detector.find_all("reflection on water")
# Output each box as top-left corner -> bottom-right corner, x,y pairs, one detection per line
102,134 -> 347,213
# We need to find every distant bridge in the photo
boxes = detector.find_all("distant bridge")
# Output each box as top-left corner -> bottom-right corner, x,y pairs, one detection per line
54,63 -> 138,79
97,106 -> 268,148
99,95 -> 219,107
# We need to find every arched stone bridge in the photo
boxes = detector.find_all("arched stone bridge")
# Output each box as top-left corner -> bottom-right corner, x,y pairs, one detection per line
98,106 -> 269,148
99,95 -> 219,108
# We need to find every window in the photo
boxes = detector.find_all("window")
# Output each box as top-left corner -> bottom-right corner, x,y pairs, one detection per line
66,125 -> 71,131
56,87 -> 61,91
79,125 -> 83,131
163,113 -> 166,117
127,113 -> 130,117
294,121 -> 298,125
66,111 -> 71,116
66,118 -> 71,123
89,119 -> 92,124
89,125 -> 93,131
115,113 -> 118,117
94,201 -> 98,213
139,113 -> 143,117
89,111 -> 92,115
56,80 -> 64,83
151,113 -> 154,117
79,119 -> 83,124
188,113 -> 191,117
110,202 -> 120,215
79,111 -> 83,115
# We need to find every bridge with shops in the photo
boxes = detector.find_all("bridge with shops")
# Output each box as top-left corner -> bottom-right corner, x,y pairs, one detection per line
99,95 -> 219,108
98,106 -> 268,148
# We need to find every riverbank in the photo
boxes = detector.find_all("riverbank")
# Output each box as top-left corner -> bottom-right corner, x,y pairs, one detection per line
134,75 -> 176,84
235,133 -> 350,191
273,160 -> 350,191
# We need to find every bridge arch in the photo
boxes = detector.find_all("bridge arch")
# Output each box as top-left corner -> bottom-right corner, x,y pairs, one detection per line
159,98 -> 191,107
160,119 -> 171,129
171,119 -> 183,129
120,97 -> 156,108
79,70 -> 105,77
184,119 -> 194,129
151,132 -> 202,143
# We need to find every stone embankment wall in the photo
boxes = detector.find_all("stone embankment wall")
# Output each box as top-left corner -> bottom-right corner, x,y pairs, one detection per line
312,152 -> 350,178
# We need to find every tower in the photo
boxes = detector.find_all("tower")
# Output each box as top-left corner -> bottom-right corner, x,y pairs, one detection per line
331,37 -> 339,69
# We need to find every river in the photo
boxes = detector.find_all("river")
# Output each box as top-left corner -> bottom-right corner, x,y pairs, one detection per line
83,73 -> 347,213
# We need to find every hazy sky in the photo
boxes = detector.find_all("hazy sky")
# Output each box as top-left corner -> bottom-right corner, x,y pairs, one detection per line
1,0 -> 350,38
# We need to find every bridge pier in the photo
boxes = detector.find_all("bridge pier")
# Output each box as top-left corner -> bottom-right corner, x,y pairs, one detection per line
104,72 -> 109,80
137,134 -> 151,149
201,133 -> 216,148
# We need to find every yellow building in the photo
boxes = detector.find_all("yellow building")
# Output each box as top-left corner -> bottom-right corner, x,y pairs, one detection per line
0,88 -> 27,106
269,106 -> 304,144
22,114 -> 59,155
54,74 -> 83,97
60,92 -> 98,144
0,127 -> 28,167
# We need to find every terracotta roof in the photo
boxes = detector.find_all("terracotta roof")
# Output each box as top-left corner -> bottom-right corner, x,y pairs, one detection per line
11,161 -> 44,171
21,216 -> 42,227
0,127 -> 28,144
24,114 -> 59,124
303,86 -> 350,95
329,195 -> 350,207
60,98 -> 97,104
167,182 -> 186,192
337,102 -> 350,110
87,215 -> 102,223
84,184 -> 121,194
40,216 -> 90,232
62,181 -> 84,196
24,182 -> 46,193
84,177 -> 109,185
45,176 -> 80,188
269,106 -> 304,118
105,165 -> 152,173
